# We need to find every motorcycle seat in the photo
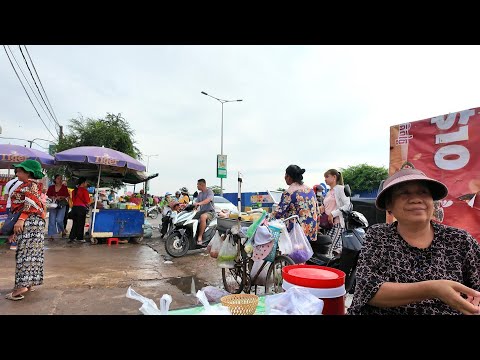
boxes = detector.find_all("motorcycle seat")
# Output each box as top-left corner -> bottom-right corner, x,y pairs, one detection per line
317,234 -> 333,245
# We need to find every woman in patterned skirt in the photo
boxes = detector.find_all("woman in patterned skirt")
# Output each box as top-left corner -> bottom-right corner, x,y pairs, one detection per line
5,159 -> 46,301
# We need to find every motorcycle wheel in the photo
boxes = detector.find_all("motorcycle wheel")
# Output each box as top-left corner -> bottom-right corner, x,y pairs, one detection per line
222,264 -> 246,294
264,255 -> 295,295
149,209 -> 159,219
165,232 -> 190,257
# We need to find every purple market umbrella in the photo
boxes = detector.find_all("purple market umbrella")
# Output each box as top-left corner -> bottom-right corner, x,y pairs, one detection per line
54,146 -> 145,171
0,144 -> 55,168
54,146 -> 147,235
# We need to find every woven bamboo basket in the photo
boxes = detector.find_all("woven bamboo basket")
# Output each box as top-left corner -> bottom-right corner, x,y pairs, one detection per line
220,294 -> 259,315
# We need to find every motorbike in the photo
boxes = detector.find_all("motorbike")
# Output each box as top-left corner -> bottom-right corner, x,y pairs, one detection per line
146,204 -> 160,219
164,204 -> 218,258
307,209 -> 369,294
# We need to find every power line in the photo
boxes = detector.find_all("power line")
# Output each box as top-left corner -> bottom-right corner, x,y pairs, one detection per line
8,46 -> 58,134
22,45 -> 60,127
2,45 -> 57,140
6,45 -> 58,137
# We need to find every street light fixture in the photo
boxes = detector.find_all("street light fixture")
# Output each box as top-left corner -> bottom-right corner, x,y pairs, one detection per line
201,91 -> 243,195
144,154 -> 159,172
144,154 -> 159,194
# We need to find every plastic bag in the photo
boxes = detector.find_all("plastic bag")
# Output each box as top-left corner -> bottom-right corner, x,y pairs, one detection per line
265,286 -> 324,315
244,237 -> 254,254
196,290 -> 231,315
276,221 -> 293,255
126,286 -> 172,315
217,235 -> 237,268
288,221 -> 314,263
207,230 -> 224,258
246,209 -> 267,238
200,286 -> 231,303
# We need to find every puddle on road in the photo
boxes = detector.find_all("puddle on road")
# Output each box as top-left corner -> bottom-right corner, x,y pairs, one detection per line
166,276 -> 208,294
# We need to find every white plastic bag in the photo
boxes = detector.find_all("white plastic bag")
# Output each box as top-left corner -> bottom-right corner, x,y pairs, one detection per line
265,286 -> 324,315
126,286 -> 172,315
217,235 -> 237,268
196,290 -> 231,315
207,231 -> 224,258
288,222 -> 314,263
275,221 -> 293,255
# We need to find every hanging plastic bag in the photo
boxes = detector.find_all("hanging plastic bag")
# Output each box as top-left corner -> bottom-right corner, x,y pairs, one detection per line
244,237 -> 254,254
265,286 -> 324,315
126,286 -> 172,315
217,235 -> 237,268
246,209 -> 267,238
196,290 -> 231,315
207,230 -> 224,258
277,221 -> 293,255
288,221 -> 314,263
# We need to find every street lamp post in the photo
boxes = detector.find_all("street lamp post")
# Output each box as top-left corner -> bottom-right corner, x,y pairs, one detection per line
201,91 -> 242,196
144,154 -> 158,194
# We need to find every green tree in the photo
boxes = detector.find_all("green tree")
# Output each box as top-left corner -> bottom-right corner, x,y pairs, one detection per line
57,113 -> 141,158
51,113 -> 141,188
276,187 -> 285,192
341,163 -> 388,195
210,185 -> 222,195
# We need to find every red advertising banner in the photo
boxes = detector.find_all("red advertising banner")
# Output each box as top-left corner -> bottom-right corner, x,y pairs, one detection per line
389,107 -> 480,242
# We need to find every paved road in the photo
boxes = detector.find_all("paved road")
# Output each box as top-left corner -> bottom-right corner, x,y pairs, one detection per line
0,215 -> 224,315
0,214 -> 353,315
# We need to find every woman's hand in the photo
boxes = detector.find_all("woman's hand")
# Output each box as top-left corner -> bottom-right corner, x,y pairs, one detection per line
14,219 -> 25,235
319,205 -> 325,213
432,280 -> 480,315
328,213 -> 334,224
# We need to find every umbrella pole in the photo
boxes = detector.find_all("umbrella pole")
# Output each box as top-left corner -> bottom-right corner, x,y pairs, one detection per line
91,165 -> 101,236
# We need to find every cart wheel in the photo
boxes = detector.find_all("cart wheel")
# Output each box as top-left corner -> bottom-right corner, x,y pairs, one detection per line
90,238 -> 98,245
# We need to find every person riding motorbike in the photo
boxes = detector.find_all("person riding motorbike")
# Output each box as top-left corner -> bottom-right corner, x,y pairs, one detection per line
193,178 -> 215,246
160,192 -> 174,238
179,187 -> 190,204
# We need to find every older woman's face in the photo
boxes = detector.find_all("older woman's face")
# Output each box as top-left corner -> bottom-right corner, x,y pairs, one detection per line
15,167 -> 29,182
387,182 -> 434,225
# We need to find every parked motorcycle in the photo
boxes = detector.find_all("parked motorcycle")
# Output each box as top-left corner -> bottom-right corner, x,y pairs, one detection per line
146,205 -> 159,219
307,209 -> 369,294
164,204 -> 218,257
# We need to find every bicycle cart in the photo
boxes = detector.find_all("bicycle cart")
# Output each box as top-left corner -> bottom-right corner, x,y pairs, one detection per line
217,215 -> 296,295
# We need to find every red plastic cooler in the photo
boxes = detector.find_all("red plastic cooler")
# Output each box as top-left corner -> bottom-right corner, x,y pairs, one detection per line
282,265 -> 346,315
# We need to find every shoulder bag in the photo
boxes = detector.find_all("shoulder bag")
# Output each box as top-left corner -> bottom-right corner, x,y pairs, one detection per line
0,211 -> 22,236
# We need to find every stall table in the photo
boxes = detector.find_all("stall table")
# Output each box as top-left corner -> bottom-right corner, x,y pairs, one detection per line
89,208 -> 145,244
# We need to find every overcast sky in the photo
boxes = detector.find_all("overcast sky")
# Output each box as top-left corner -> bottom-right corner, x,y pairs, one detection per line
1,45 -> 480,196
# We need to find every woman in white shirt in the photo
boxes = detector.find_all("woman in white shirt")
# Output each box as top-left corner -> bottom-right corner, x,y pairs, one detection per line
321,169 -> 352,256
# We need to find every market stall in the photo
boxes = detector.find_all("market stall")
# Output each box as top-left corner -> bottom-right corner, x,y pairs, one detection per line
54,146 -> 158,244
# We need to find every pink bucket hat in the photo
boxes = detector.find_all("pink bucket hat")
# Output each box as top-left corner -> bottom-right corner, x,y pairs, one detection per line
376,168 -> 448,211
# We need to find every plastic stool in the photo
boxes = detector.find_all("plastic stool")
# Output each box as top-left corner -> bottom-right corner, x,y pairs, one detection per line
107,237 -> 119,246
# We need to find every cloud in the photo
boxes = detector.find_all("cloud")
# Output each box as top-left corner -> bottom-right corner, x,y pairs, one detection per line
2,45 -> 480,196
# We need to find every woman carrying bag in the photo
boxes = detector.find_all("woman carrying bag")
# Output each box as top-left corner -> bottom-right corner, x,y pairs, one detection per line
46,174 -> 70,241
5,160 -> 46,301
321,168 -> 352,257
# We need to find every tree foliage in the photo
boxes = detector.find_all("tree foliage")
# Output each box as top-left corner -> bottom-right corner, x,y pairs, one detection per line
49,113 -> 141,187
276,187 -> 285,192
340,163 -> 388,194
56,113 -> 141,159
210,185 -> 222,195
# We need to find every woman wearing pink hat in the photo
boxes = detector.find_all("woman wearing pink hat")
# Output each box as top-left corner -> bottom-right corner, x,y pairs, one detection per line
348,168 -> 480,315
